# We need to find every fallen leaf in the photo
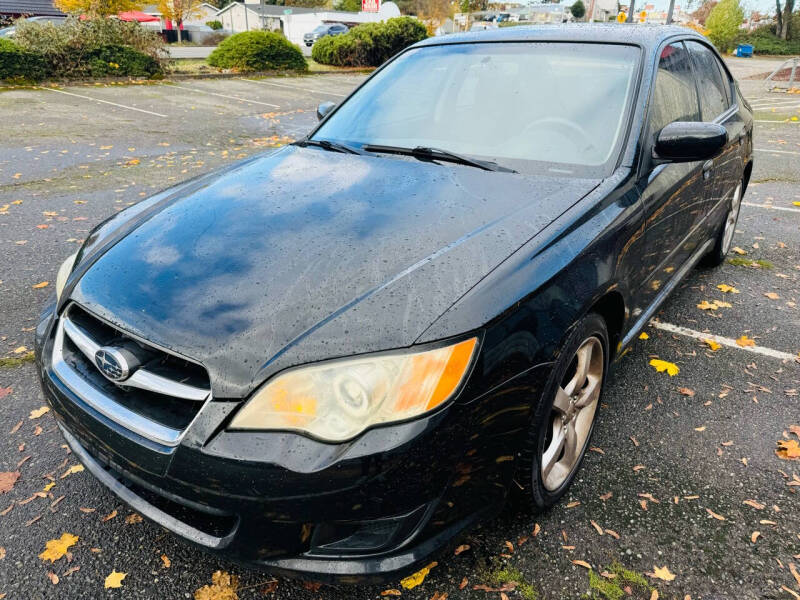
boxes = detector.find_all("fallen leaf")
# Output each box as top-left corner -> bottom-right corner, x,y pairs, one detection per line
32,281 -> 49,289
572,560 -> 592,569
104,571 -> 126,589
703,339 -> 721,351
29,406 -> 50,419
776,439 -> 800,460
47,571 -> 59,585
649,565 -> 676,581
380,589 -> 401,596
764,292 -> 780,300
751,531 -> 760,543
400,562 -> 436,589
600,492 -> 613,501
195,571 -> 238,600
566,501 -> 581,508
532,523 -> 541,536
697,300 -> 718,310
790,562 -> 800,587
717,284 -> 740,293
0,388 -> 12,400
650,591 -> 659,600
605,529 -> 620,539
639,332 -> 649,340
124,513 -> 142,524
590,520 -> 604,535
63,566 -> 80,577
161,554 -> 171,568
38,533 -> 79,563
649,359 -> 679,376
732,246 -> 747,255
679,387 -> 695,397
695,426 -> 707,432
0,472 -> 20,494
459,577 -> 468,590
781,585 -> 800,600
633,464 -> 646,472
60,465 -> 84,479
454,544 -> 470,556
706,508 -> 726,521
743,499 -> 765,510
102,509 -> 117,522
736,335 -> 756,347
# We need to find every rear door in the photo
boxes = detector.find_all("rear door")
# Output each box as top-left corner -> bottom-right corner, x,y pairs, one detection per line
635,41 -> 705,311
685,40 -> 744,221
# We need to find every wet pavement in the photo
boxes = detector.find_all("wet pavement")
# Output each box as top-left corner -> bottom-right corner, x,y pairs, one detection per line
0,69 -> 798,599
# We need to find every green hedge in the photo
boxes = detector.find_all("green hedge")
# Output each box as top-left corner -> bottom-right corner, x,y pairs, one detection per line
86,45 -> 162,77
0,38 -> 47,81
208,31 -> 306,72
735,22 -> 800,55
312,17 -> 427,67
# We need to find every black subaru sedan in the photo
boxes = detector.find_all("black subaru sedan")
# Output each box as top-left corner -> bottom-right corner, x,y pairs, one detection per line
36,25 -> 752,583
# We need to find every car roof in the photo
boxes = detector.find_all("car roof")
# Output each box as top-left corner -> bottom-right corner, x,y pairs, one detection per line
414,23 -> 705,51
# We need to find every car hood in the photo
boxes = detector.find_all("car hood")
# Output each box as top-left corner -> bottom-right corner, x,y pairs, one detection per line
70,146 -> 599,397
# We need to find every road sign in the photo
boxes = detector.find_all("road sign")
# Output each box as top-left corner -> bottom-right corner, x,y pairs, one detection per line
616,11 -> 627,22
362,0 -> 380,12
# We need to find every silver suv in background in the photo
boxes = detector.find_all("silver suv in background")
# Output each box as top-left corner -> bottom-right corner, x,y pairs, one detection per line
303,22 -> 348,47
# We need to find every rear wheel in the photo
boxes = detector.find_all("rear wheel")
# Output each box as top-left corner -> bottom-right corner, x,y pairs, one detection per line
517,313 -> 608,509
703,182 -> 742,267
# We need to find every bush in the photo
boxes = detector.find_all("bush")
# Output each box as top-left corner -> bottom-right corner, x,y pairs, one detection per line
208,31 -> 306,71
85,44 -> 162,77
13,17 -> 165,76
206,20 -> 223,30
0,38 -> 47,81
312,16 -> 427,67
734,25 -> 800,55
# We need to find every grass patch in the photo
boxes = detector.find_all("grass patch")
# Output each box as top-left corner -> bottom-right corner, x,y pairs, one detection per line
586,561 -> 653,600
727,258 -> 774,269
484,563 -> 539,600
0,351 -> 35,368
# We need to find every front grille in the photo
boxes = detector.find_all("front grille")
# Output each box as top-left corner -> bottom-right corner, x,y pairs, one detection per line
51,303 -> 211,446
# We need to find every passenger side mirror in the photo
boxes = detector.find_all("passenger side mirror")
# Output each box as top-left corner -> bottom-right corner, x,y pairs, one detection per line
654,121 -> 728,163
316,101 -> 336,121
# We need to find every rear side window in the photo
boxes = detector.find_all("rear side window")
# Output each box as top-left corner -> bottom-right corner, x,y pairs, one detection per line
648,42 -> 700,140
686,40 -> 730,120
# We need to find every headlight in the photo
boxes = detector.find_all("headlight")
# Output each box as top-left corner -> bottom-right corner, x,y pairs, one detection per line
229,337 -> 477,442
55,253 -> 78,301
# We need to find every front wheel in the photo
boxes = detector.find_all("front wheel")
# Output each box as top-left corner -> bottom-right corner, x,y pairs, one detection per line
517,312 -> 608,510
703,182 -> 742,267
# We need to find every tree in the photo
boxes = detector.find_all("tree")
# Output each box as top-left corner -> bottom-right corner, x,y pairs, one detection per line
691,0 -> 717,25
158,0 -> 203,42
705,0 -> 743,52
570,0 -> 586,18
775,0 -> 794,39
334,0 -> 362,10
54,0 -> 144,17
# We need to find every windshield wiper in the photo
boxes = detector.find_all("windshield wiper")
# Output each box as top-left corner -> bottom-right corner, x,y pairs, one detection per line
294,138 -> 364,155
363,144 -> 516,173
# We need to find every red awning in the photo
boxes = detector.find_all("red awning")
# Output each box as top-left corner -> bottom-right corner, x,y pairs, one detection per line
116,11 -> 160,22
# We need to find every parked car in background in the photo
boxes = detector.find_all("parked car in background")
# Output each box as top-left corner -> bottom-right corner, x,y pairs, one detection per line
303,22 -> 348,47
37,25 -> 752,584
470,21 -> 498,31
495,13 -> 511,22
0,15 -> 65,38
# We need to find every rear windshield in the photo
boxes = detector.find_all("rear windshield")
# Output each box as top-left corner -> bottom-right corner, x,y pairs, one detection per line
313,42 -> 641,177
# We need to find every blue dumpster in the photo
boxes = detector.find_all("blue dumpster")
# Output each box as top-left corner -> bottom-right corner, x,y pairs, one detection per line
735,44 -> 753,58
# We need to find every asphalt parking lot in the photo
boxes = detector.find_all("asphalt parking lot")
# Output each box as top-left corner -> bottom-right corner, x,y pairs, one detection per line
0,66 -> 798,599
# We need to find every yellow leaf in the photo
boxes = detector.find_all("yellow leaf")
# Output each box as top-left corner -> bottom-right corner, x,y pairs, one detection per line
60,464 -> 84,479
38,533 -> 79,563
776,439 -> 800,460
161,554 -> 171,568
194,570 -> 239,600
713,300 -> 732,308
650,565 -> 676,581
702,338 -> 721,351
764,292 -> 780,300
736,335 -> 756,347
639,332 -> 649,340
29,406 -> 50,419
696,300 -> 718,310
13,346 -> 28,354
42,482 -> 56,492
731,247 -> 747,255
104,571 -> 126,589
649,359 -> 679,376
32,281 -> 49,289
400,562 -> 437,590
793,201 -> 800,207
650,591 -> 659,600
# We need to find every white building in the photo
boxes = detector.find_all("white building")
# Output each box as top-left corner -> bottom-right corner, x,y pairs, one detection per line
215,1 -> 401,49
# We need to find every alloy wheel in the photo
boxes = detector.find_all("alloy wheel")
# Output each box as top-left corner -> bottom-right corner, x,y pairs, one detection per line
541,336 -> 604,491
721,184 -> 742,256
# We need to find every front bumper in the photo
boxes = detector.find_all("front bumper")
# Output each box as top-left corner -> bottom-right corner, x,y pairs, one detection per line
36,307 -> 551,583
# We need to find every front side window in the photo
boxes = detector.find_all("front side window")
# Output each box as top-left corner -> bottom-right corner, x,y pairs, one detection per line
648,42 -> 700,141
686,40 -> 730,120
312,42 -> 641,177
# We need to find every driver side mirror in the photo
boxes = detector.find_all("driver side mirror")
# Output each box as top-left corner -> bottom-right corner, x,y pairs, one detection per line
654,121 -> 728,163
316,101 -> 336,121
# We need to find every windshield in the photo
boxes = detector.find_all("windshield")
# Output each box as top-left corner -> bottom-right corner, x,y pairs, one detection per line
312,25 -> 328,33
312,42 -> 640,177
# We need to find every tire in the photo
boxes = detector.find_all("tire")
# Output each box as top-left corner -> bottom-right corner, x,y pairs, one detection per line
703,181 -> 743,267
517,312 -> 609,510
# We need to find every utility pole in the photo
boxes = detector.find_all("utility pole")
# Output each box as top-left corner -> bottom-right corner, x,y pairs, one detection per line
666,0 -> 675,22
626,0 -> 635,20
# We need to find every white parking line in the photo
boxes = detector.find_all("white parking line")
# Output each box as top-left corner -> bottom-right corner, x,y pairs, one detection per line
649,321 -> 798,361
749,98 -> 800,107
39,86 -> 167,118
754,147 -> 800,156
742,201 -> 800,213
166,83 -> 280,108
241,78 -> 347,98
754,119 -> 799,124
